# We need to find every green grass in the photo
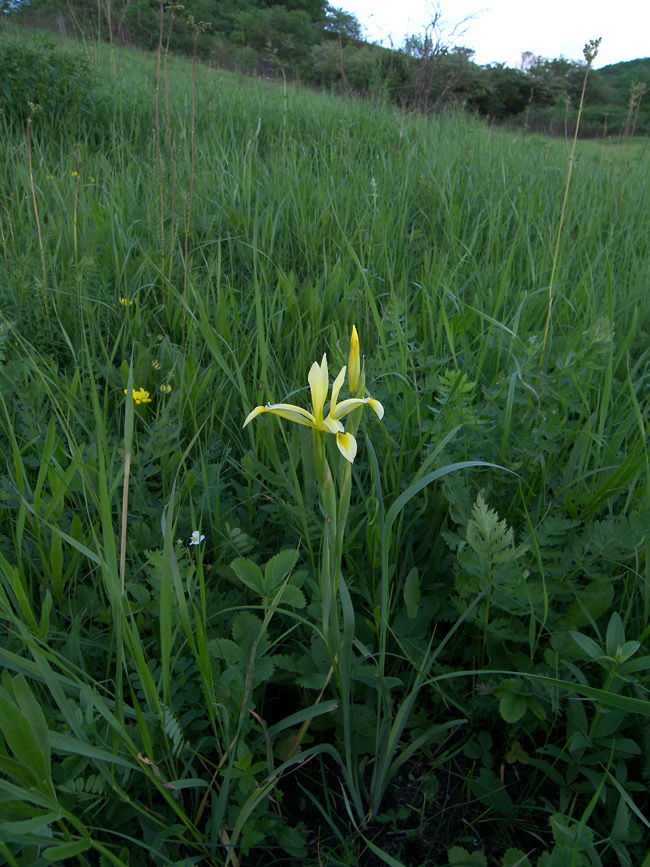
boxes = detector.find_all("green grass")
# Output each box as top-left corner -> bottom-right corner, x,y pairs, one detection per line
1,21 -> 650,867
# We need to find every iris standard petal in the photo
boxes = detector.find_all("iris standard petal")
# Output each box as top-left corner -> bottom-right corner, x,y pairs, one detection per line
308,355 -> 329,423
336,431 -> 358,462
329,365 -> 346,418
331,396 -> 385,421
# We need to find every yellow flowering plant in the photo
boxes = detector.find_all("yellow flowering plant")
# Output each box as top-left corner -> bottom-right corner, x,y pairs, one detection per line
124,387 -> 152,405
243,326 -> 384,817
243,351 -> 382,463
239,328 -> 503,828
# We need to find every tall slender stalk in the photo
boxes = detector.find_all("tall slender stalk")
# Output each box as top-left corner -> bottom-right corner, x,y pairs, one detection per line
155,3 -> 166,279
183,16 -> 210,341
541,38 -> 601,359
72,148 -> 80,261
164,5 -> 179,285
0,197 -> 14,272
26,104 -> 48,311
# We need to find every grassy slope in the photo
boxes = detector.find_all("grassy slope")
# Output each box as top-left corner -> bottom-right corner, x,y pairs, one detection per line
1,23 -> 650,866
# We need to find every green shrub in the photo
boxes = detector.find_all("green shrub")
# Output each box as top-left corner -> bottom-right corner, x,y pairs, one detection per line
0,34 -> 103,130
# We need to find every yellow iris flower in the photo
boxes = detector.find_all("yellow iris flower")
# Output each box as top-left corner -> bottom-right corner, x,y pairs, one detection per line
243,354 -> 383,463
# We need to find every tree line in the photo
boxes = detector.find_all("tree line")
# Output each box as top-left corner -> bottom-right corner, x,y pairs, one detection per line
4,0 -> 649,136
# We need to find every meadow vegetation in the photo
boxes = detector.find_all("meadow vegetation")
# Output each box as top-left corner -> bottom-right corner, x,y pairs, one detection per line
7,0 -> 650,137
1,22 -> 650,867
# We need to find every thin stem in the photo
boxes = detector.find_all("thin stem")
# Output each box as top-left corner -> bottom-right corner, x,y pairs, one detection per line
26,108 -> 49,310
164,6 -> 177,286
155,3 -> 166,279
120,448 -> 130,597
72,150 -> 80,261
541,39 -> 600,359
183,25 -> 200,343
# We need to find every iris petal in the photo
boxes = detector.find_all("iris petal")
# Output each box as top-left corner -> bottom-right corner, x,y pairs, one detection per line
329,366 -> 346,418
332,397 -> 384,421
366,398 -> 385,420
322,416 -> 344,434
243,405 -> 267,427
244,351 -> 383,465
243,403 -> 318,428
336,432 -> 357,462
308,355 -> 329,423
262,403 -> 318,426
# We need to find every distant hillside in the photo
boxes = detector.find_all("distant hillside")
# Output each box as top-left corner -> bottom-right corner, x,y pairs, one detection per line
3,0 -> 649,136
585,57 -> 650,136
598,57 -> 650,89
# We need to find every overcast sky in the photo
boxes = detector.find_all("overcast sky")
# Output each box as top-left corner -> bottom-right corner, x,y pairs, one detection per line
340,0 -> 649,69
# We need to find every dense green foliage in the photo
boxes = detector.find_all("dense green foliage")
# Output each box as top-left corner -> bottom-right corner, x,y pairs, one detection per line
5,0 -> 650,135
1,23 -> 650,866
0,35 -> 105,129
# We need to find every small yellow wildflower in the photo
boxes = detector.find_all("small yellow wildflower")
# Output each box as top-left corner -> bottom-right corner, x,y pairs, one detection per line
71,171 -> 79,178
124,387 -> 152,405
160,384 -> 172,394
151,359 -> 162,370
118,297 -> 133,307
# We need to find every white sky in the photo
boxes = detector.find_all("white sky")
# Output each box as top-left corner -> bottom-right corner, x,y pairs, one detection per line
340,0 -> 649,69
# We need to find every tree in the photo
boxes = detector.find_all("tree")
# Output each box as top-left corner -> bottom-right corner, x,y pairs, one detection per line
400,2 -> 475,111
321,3 -> 361,43
232,5 -> 318,67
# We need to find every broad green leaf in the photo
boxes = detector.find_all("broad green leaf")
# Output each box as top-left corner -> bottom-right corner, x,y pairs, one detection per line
606,770 -> 650,831
448,845 -> 487,865
48,733 -> 137,770
606,612 -> 625,659
230,558 -> 265,595
618,640 -> 640,661
0,695 -> 48,787
0,810 -> 62,836
495,678 -> 526,723
42,838 -> 91,860
611,795 -> 630,842
263,699 -> 339,739
564,581 -> 614,629
264,549 -> 299,591
403,567 -> 420,619
0,754 -> 40,788
11,676 -> 51,784
570,631 -> 605,661
274,585 -> 306,609
276,822 -> 308,858
208,637 -> 241,664
502,850 -> 532,867
39,591 -> 52,641
470,766 -> 514,815
232,612 -> 266,654
357,831 -> 408,867
619,654 -> 650,674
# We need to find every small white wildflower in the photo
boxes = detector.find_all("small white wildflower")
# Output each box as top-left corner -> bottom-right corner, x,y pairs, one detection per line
189,531 -> 205,546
